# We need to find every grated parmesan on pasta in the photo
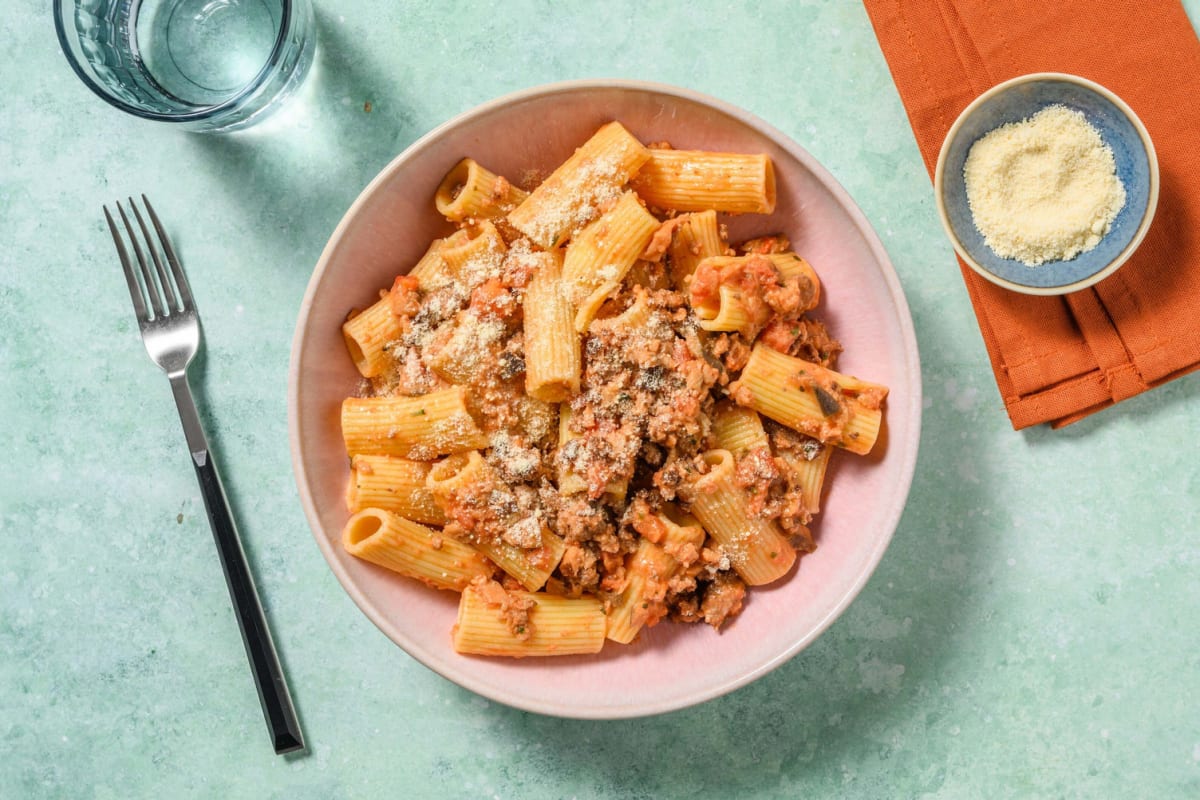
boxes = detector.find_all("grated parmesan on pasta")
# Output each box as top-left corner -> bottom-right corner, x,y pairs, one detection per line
334,122 -> 888,657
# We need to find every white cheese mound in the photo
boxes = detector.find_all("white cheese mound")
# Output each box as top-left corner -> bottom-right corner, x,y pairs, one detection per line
963,104 -> 1126,267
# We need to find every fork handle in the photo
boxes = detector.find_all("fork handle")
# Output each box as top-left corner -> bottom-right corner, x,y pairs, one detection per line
170,375 -> 305,755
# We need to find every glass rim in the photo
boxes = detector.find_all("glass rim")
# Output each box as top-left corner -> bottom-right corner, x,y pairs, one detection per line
52,0 -> 298,125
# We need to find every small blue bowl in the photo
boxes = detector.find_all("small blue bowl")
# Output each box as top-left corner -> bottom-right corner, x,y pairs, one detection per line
935,73 -> 1158,296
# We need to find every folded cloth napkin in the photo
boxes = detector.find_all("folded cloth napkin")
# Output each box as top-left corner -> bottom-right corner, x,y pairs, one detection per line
863,0 -> 1200,428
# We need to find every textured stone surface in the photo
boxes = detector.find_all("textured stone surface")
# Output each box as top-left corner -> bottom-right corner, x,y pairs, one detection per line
3,1 -> 1200,797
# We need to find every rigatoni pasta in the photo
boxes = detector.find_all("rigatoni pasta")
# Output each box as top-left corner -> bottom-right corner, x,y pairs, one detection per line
409,234 -> 464,292
435,158 -> 529,222
342,294 -> 404,378
439,220 -> 507,289
777,444 -> 833,517
522,251 -> 581,402
668,210 -> 725,284
561,190 -> 660,329
711,401 -> 769,457
555,405 -> 626,501
606,510 -> 705,643
341,508 -> 492,592
427,451 -> 566,591
346,454 -> 445,525
507,121 -> 650,248
452,583 -> 605,657
685,450 -> 796,586
333,121 -> 887,658
341,386 -> 489,459
632,148 -> 776,214
689,253 -> 822,338
731,344 -> 887,455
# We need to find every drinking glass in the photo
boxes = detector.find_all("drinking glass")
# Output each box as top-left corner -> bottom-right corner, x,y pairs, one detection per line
54,0 -> 316,133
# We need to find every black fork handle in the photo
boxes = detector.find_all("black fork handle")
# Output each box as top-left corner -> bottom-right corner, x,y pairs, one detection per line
172,375 -> 305,755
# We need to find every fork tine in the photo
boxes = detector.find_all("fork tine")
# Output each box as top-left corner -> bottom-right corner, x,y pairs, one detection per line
117,201 -> 167,320
142,195 -> 195,312
105,205 -> 150,322
129,197 -> 178,313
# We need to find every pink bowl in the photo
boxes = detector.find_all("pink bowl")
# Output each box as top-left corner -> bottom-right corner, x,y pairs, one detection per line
288,80 -> 921,719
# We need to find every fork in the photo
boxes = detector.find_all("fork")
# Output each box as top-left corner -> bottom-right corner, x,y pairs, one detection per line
104,196 -> 304,755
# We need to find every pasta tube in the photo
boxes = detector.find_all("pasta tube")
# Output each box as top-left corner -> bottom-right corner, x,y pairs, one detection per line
523,251 -> 581,402
695,284 -> 759,336
425,450 -> 489,510
731,344 -> 887,456
687,450 -> 795,586
341,386 -> 489,459
424,310 -> 506,385
475,530 -> 566,593
632,149 -> 776,214
555,405 -> 627,500
452,586 -> 606,657
345,454 -> 446,525
341,508 -> 492,592
690,253 -> 822,334
606,511 -> 705,644
427,452 -> 565,590
440,220 -> 507,289
562,191 -> 660,331
770,253 -> 821,300
669,210 -> 725,285
341,294 -> 401,378
777,444 -> 832,517
570,279 -> 620,334
507,121 -> 651,248
408,233 -> 466,293
435,158 -> 529,222
710,402 -> 769,457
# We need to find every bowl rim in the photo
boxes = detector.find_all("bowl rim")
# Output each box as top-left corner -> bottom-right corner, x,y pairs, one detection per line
287,78 -> 922,718
933,71 -> 1160,297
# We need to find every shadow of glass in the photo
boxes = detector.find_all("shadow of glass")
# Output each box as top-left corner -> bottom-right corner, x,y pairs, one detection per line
185,8 -> 426,261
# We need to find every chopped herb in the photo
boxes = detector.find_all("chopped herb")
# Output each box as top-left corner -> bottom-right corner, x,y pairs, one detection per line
769,551 -> 778,559
814,386 -> 841,417
791,327 -> 800,336
515,625 -> 525,634
411,408 -> 426,416
498,351 -> 525,380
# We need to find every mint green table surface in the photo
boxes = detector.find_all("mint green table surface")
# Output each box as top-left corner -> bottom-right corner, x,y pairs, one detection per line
4,2 -> 1200,798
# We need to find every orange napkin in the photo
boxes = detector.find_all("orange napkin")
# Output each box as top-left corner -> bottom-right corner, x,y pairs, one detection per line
863,0 -> 1200,428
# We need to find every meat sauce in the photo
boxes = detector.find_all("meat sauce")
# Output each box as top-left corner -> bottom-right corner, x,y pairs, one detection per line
364,223 -> 847,635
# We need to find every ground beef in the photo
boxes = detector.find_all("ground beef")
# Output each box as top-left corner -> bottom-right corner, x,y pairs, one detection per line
470,576 -> 536,640
700,572 -> 746,629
